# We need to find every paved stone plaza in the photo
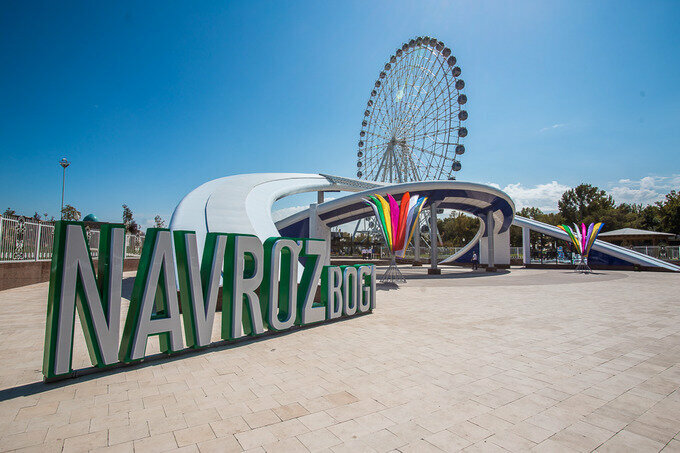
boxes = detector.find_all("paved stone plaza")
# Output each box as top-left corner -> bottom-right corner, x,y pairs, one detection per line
1,267 -> 679,452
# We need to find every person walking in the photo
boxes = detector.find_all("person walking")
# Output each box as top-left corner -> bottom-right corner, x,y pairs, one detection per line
471,251 -> 479,270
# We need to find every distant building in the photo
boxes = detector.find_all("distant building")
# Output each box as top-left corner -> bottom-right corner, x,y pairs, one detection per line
598,228 -> 675,246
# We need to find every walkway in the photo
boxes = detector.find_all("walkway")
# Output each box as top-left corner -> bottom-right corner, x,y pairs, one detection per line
1,268 -> 679,452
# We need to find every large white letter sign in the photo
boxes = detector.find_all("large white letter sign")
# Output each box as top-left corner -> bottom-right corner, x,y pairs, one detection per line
222,234 -> 265,340
296,239 -> 327,325
174,231 -> 228,348
42,222 -> 376,380
342,266 -> 358,316
356,265 -> 371,313
119,229 -> 184,362
367,264 -> 377,309
261,238 -> 301,331
43,222 -> 124,378
321,265 -> 343,320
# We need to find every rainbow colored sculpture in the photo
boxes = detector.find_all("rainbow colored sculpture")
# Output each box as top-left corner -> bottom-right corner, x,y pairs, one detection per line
363,192 -> 428,282
557,222 -> 605,273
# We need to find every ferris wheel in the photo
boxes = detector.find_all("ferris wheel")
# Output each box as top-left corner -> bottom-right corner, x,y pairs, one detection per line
356,36 -> 468,183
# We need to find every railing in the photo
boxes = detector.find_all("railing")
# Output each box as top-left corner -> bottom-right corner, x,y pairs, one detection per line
399,246 -> 462,260
510,244 -> 680,264
632,246 -> 679,261
0,215 -> 144,262
510,247 -> 523,260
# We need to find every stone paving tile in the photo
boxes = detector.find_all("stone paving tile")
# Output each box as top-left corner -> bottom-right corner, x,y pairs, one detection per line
62,430 -> 108,452
596,429 -> 665,451
298,411 -> 337,431
174,424 -> 216,447
261,436 -> 308,453
196,435 -> 242,453
423,429 -> 472,451
91,442 -> 134,453
243,409 -> 281,429
271,402 -> 309,421
1,268 -> 680,452
133,432 -> 178,453
234,426 -> 278,450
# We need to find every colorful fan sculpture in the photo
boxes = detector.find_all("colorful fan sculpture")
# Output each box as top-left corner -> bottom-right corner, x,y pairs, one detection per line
557,222 -> 604,273
363,192 -> 428,282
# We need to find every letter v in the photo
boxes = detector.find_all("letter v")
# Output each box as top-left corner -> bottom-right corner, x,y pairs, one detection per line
174,232 -> 227,348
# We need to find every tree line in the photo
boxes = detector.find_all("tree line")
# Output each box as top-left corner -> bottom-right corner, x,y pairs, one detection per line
2,205 -> 167,234
437,183 -> 680,247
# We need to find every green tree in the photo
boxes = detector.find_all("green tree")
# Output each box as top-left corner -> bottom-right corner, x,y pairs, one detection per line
657,190 -> 680,234
3,208 -> 16,217
517,207 -> 543,220
639,204 -> 662,231
558,184 -> 616,226
61,204 -> 81,221
516,207 -> 563,226
153,215 -> 166,228
122,204 -> 139,235
438,212 -> 480,247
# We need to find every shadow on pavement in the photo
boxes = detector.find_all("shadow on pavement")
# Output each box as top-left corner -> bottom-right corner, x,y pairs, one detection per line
379,269 -> 511,280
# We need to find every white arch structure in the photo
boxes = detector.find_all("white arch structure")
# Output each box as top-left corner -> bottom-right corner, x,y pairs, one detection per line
170,173 -> 378,259
170,173 -> 679,272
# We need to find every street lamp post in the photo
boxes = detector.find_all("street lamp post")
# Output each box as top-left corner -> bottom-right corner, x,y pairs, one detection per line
59,158 -> 70,219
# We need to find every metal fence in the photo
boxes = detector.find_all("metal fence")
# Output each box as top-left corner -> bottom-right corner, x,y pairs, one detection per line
510,247 -> 523,260
0,215 -> 144,262
510,244 -> 680,264
632,245 -> 680,261
2,214 -> 679,264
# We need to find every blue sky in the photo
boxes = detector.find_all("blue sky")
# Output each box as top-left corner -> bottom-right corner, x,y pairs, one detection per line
1,1 -> 679,225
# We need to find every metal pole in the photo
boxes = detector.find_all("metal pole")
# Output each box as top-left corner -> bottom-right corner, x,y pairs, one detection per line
413,216 -> 421,266
35,223 -> 42,261
59,158 -> 70,220
486,211 -> 496,271
61,166 -> 66,219
522,227 -> 531,266
428,202 -> 440,275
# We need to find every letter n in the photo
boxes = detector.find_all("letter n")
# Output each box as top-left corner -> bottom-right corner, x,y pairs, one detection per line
43,222 -> 125,379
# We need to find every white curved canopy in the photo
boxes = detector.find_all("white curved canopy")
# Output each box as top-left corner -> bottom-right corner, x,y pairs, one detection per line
170,173 -> 378,256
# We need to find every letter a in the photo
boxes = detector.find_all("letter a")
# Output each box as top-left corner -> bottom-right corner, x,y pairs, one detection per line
119,229 -> 184,362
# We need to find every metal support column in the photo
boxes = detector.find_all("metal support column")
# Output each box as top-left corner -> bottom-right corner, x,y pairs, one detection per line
522,226 -> 531,266
35,223 -> 42,261
428,202 -> 441,275
412,212 -> 422,266
486,211 -> 496,272
309,203 -> 331,266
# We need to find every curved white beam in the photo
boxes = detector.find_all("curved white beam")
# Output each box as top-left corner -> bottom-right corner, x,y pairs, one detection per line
513,215 -> 680,271
170,173 -> 377,256
440,219 -> 485,265
277,180 -> 516,234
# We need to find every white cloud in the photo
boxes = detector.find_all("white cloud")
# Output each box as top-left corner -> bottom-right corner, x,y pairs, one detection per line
609,174 -> 680,205
539,123 -> 565,133
488,181 -> 571,212
487,174 -> 679,213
